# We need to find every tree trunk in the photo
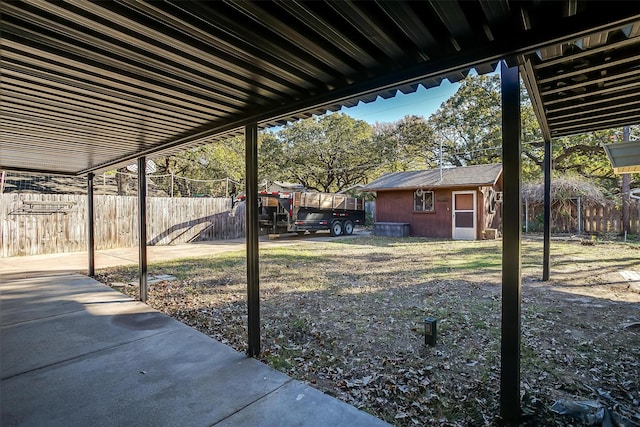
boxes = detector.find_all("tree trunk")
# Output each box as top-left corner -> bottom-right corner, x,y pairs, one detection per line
115,167 -> 130,195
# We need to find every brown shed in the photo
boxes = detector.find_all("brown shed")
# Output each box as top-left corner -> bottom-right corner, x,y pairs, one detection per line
363,164 -> 503,240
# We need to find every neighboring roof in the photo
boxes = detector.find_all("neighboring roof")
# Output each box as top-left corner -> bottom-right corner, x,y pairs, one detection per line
603,141 -> 640,174
1,2 -> 640,176
362,164 -> 502,191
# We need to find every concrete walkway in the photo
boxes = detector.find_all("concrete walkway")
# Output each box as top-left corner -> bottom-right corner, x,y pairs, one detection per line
1,233 -> 389,427
0,231 -> 368,277
1,236 -> 295,276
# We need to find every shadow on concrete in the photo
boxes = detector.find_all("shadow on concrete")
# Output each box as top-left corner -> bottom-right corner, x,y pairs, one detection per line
0,273 -> 389,427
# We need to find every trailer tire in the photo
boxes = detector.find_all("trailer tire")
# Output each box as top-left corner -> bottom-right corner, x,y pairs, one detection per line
343,221 -> 354,235
330,221 -> 343,236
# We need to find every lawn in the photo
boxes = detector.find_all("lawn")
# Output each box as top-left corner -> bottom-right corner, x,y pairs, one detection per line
96,235 -> 640,426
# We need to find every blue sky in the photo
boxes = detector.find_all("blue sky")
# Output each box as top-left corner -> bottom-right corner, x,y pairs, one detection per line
340,79 -> 461,124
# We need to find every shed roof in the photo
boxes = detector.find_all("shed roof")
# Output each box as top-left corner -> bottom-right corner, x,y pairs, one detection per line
362,163 -> 502,191
602,141 -> 640,174
1,2 -> 640,176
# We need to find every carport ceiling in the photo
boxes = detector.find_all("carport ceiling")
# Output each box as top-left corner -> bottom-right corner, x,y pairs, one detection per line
2,1 -> 640,176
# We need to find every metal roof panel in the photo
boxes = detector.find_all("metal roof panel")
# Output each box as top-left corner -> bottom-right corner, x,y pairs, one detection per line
2,1 -> 640,175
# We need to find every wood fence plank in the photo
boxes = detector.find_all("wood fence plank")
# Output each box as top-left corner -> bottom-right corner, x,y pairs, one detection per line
1,194 -> 244,257
522,201 -> 640,236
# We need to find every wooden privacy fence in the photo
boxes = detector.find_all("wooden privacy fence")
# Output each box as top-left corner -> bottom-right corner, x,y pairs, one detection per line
582,202 -> 640,234
523,200 -> 640,234
1,194 -> 245,257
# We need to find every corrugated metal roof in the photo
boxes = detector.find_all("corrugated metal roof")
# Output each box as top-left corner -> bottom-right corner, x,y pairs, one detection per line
521,20 -> 640,140
1,1 -> 640,176
362,163 -> 502,191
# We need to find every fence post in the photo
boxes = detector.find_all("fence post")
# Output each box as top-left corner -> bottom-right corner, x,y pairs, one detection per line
577,197 -> 581,234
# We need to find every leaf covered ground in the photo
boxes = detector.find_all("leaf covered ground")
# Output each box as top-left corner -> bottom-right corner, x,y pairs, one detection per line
96,235 -> 640,426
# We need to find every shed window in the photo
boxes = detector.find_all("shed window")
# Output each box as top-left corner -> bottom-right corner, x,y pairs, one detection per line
414,189 -> 434,212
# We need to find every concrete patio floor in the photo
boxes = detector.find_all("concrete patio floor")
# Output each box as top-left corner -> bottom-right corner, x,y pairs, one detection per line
0,240 -> 389,426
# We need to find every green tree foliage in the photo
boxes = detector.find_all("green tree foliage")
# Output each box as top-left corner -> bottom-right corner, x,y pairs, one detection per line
426,74 -> 639,193
156,136 -> 244,181
151,74 -> 638,197
523,130 -> 618,191
428,74 -> 503,167
153,135 -> 245,196
372,115 -> 436,172
260,113 -> 379,192
520,126 -> 640,194
427,73 -> 544,179
257,129 -> 286,186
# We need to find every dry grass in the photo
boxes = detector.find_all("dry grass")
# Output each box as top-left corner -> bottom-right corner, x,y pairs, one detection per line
96,235 -> 640,426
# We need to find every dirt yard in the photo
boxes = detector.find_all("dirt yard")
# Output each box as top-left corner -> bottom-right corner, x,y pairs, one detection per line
96,235 -> 640,426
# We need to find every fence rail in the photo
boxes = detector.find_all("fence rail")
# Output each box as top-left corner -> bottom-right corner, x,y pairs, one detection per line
1,194 -> 245,257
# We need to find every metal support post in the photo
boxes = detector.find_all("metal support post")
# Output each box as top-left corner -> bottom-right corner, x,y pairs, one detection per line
500,61 -> 522,426
543,139 -> 551,281
245,123 -> 260,357
622,126 -> 631,234
87,172 -> 95,277
138,157 -> 148,303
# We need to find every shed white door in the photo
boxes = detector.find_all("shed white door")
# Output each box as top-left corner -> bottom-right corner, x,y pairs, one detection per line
452,191 -> 476,240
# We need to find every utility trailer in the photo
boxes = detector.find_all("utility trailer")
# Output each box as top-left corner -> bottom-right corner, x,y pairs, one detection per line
239,191 -> 365,236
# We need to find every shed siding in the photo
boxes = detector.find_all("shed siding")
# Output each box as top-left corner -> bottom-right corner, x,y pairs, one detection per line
376,189 -> 452,238
375,182 -> 502,239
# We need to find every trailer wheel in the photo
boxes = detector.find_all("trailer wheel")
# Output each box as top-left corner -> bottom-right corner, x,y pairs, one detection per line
343,221 -> 354,235
330,221 -> 343,236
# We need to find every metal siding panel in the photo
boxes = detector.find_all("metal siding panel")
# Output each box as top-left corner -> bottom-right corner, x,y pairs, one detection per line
375,190 -> 452,238
411,189 -> 453,238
